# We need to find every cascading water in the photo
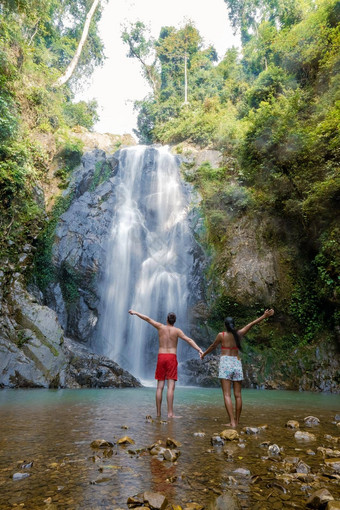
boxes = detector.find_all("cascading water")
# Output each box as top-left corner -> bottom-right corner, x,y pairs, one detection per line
99,145 -> 198,380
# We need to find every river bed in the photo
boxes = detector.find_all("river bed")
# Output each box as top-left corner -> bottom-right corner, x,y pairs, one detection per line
0,387 -> 339,509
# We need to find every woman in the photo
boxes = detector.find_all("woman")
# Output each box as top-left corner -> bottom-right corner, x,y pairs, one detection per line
201,309 -> 274,427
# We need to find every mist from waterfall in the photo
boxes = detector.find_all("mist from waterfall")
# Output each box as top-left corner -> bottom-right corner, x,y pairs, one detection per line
99,146 -> 196,380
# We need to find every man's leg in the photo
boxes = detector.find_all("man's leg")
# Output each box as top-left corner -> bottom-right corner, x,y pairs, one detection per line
233,380 -> 242,425
156,380 -> 165,417
221,379 -> 236,427
166,379 -> 176,418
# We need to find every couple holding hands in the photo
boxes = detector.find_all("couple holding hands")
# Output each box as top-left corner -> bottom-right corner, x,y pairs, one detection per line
128,308 -> 274,427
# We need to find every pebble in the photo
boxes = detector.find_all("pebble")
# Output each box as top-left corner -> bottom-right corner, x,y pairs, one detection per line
13,472 -> 30,480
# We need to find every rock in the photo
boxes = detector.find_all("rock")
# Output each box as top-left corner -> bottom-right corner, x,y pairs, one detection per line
294,431 -> 316,441
207,491 -> 241,510
127,493 -> 144,508
13,472 -> 30,480
143,491 -> 168,510
90,439 -> 114,449
117,436 -> 135,445
220,429 -> 239,441
20,461 -> 33,469
233,468 -> 251,476
335,415 -> 340,421
325,435 -> 339,444
306,488 -> 334,508
283,456 -> 300,465
180,355 -> 220,387
324,459 -> 340,472
243,427 -> 260,434
162,449 -> 180,462
304,416 -> 320,427
193,432 -> 206,437
268,444 -> 281,455
286,420 -> 300,429
166,437 -> 182,448
326,502 -> 340,509
211,435 -> 224,446
150,446 -> 167,457
0,280 -> 141,389
184,504 -> 204,510
296,460 -> 311,474
318,447 -> 340,458
63,338 -> 142,388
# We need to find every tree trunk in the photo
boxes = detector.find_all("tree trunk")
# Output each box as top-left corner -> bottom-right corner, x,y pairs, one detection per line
53,0 -> 100,87
183,52 -> 189,104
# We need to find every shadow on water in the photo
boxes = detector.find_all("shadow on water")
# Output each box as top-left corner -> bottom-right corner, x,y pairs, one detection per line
0,388 -> 339,509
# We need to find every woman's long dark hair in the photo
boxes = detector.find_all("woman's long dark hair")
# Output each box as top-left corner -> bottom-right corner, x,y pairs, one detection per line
224,317 -> 242,351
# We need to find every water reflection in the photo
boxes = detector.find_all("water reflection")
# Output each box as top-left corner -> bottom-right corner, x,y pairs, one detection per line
0,388 -> 339,509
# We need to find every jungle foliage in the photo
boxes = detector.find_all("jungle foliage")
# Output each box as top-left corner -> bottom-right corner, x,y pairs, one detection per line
0,0 -> 103,266
124,0 -> 339,346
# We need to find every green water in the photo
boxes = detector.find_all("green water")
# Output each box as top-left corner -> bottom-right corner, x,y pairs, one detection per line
0,388 -> 339,509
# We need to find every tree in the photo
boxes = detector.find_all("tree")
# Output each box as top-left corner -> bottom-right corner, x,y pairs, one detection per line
156,23 -> 202,104
53,0 -> 101,87
121,21 -> 160,97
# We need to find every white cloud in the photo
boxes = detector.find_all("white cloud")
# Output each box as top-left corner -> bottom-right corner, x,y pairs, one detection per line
76,0 -> 240,135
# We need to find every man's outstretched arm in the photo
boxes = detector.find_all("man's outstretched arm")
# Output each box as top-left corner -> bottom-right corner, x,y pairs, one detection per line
178,329 -> 203,357
128,310 -> 163,329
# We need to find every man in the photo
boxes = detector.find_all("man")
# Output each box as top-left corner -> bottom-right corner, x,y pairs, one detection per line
128,310 -> 203,418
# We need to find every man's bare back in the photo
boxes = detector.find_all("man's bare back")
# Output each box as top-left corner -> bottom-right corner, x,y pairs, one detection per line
128,309 -> 203,418
128,310 -> 202,355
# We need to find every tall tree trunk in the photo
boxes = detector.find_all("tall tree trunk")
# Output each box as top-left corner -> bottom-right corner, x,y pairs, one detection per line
183,52 -> 189,104
53,0 -> 100,87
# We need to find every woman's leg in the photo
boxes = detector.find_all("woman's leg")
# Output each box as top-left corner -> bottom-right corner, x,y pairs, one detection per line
233,380 -> 242,425
220,379 -> 236,427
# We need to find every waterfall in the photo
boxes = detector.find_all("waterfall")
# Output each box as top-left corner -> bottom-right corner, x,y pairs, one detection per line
99,146 -> 196,380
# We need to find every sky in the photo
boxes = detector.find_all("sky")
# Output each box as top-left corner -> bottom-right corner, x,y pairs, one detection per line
76,0 -> 240,135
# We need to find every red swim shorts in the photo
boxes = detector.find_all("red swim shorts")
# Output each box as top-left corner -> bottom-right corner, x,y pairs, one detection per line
155,353 -> 178,381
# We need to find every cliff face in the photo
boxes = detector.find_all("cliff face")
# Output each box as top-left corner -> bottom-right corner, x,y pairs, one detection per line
0,277 -> 141,388
0,140 -> 338,391
44,149 -> 120,345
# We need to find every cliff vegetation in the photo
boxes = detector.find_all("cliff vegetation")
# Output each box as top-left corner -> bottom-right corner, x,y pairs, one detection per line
0,0 -> 104,277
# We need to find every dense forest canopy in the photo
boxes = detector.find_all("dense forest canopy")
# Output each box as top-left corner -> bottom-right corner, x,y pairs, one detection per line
123,0 -> 339,347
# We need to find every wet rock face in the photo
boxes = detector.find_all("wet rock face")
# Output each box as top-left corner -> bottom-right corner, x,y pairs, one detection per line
46,149 -> 120,344
0,279 -> 141,388
180,344 -> 340,392
179,355 -> 220,387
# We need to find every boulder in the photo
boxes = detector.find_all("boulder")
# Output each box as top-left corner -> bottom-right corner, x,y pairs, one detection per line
306,489 -> 334,508
90,439 -> 114,449
304,416 -> 320,427
268,444 -> 280,455
324,459 -> 340,472
117,436 -> 135,445
326,503 -> 340,510
162,449 -> 180,462
207,491 -> 241,510
143,491 -> 168,510
243,427 -> 260,435
294,431 -> 316,441
286,420 -> 300,429
166,437 -> 182,448
220,429 -> 239,441
211,435 -> 224,446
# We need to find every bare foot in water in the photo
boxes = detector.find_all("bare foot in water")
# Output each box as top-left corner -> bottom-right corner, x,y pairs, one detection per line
223,422 -> 237,428
168,415 -> 182,419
